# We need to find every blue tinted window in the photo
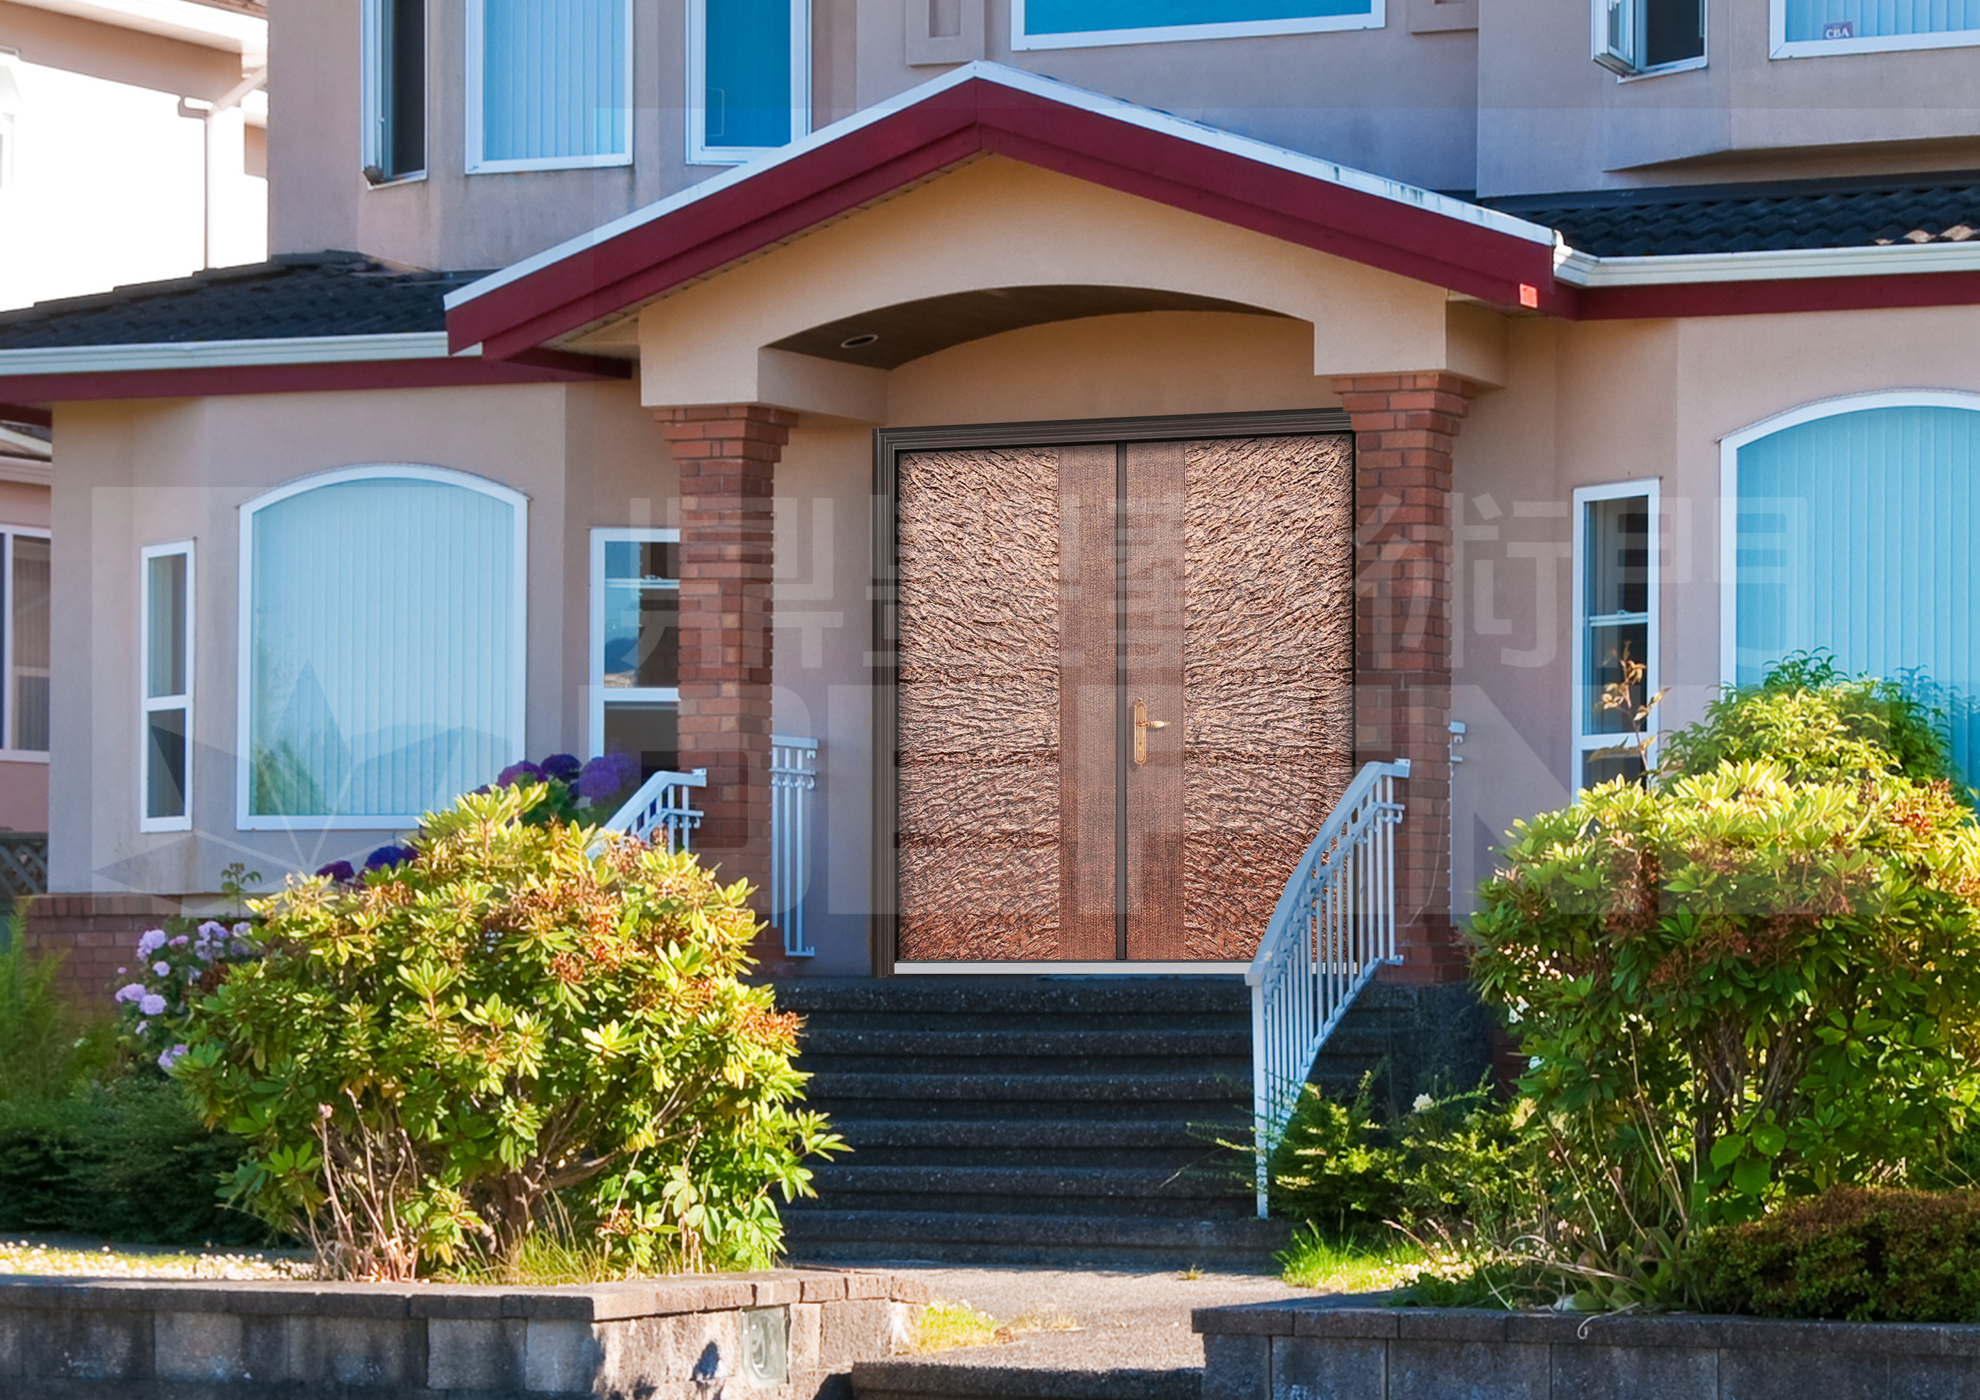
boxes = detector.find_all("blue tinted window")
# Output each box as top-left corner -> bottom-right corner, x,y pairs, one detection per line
1024,0 -> 1373,37
704,0 -> 793,149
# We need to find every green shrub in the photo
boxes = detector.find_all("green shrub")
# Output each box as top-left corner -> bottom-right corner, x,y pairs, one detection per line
0,1076 -> 266,1244
0,914 -> 114,1105
1694,1188 -> 1980,1321
1269,1079 -> 1407,1232
175,783 -> 840,1280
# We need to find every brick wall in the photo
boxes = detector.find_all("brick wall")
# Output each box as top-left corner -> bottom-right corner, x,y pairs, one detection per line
21,893 -> 184,1008
1333,371 -> 1478,985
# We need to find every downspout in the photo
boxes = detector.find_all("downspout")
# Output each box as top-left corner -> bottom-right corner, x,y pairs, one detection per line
177,66 -> 267,271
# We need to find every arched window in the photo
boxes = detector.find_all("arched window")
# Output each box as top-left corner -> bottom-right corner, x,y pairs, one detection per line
1723,392 -> 1980,780
237,466 -> 526,828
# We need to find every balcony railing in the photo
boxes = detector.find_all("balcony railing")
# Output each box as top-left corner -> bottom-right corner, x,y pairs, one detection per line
1245,758 -> 1409,1218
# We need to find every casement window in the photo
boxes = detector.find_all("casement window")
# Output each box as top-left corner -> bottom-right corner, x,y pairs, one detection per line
1571,483 -> 1659,790
1593,0 -> 1703,74
687,0 -> 810,164
1725,394 -> 1980,782
361,0 -> 426,183
1771,0 -> 1980,55
1012,0 -> 1383,51
468,0 -> 631,173
0,529 -> 49,764
140,542 -> 191,831
589,529 -> 679,779
238,468 -> 526,829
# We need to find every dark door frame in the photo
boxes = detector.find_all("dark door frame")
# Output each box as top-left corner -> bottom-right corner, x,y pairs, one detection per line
869,407 -> 1355,976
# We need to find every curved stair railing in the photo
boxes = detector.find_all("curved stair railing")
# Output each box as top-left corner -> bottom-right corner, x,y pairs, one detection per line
596,768 -> 708,853
1245,758 -> 1410,1217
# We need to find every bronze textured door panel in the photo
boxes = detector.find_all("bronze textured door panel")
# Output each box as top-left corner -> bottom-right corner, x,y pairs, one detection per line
891,430 -> 1353,964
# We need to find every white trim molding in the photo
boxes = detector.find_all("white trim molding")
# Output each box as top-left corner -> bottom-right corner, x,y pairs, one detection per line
686,0 -> 811,166
1570,479 -> 1661,792
139,538 -> 193,834
1011,0 -> 1382,50
1716,389 -> 1980,686
0,333 -> 463,377
465,0 -> 634,175
235,464 -> 529,832
1555,239 -> 1980,288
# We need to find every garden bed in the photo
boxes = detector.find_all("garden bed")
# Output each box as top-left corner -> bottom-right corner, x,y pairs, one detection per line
1194,1299 -> 1979,1400
0,1267 -> 926,1398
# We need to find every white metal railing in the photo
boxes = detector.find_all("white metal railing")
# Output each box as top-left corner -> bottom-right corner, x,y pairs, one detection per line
770,735 -> 819,958
1245,758 -> 1410,1218
596,767 -> 708,853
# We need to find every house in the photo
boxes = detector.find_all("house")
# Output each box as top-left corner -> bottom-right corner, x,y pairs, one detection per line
0,0 -> 267,859
2,0 -> 1978,1260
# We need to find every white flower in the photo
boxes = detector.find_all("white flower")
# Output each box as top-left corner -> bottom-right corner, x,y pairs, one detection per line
1412,1093 -> 1435,1114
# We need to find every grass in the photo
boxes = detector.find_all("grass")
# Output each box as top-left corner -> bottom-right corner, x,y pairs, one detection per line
0,1238 -> 312,1280
910,1299 -> 1084,1353
1276,1225 -> 1426,1291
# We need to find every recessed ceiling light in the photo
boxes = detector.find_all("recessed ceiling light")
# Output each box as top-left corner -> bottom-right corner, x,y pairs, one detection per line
839,333 -> 880,349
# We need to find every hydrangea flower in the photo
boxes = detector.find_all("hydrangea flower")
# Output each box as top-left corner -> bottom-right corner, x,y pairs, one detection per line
139,994 -> 166,1017
496,760 -> 545,787
157,1044 -> 188,1073
315,860 -> 356,884
168,935 -> 188,947
364,843 -> 416,873
153,961 -> 170,977
136,929 -> 167,957
114,982 -> 146,1005
577,752 -> 640,803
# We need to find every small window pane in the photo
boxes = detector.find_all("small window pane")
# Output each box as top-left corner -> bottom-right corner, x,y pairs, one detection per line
1585,496 -> 1650,618
602,541 -> 679,690
704,0 -> 793,149
602,703 -> 679,784
146,708 -> 187,820
144,551 -> 187,700
11,536 -> 47,751
1583,749 -> 1647,789
1643,0 -> 1703,65
1585,621 -> 1650,734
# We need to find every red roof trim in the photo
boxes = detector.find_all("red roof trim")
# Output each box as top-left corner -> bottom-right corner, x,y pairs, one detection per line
450,79 -> 1569,359
0,352 -> 627,407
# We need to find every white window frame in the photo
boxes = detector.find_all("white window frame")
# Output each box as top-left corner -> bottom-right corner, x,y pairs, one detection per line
139,540 -> 193,833
0,527 -> 51,764
589,527 -> 680,758
1571,480 -> 1660,791
360,0 -> 426,184
686,0 -> 811,165
465,0 -> 634,174
1717,389 -> 1980,687
1769,0 -> 1980,56
236,465 -> 528,831
1012,0 -> 1383,51
1592,0 -> 1707,76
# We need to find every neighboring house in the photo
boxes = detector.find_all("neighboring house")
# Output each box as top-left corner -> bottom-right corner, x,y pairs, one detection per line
0,0 -> 1976,989
0,0 -> 268,850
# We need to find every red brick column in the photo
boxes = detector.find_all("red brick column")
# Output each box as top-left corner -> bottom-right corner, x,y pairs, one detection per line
655,405 -> 795,910
1332,372 -> 1479,984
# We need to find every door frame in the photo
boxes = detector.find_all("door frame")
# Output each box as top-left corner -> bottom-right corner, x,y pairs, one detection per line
870,408 -> 1355,976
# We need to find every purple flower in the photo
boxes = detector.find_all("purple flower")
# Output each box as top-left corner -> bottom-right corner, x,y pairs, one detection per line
198,920 -> 227,940
117,966 -> 127,975
157,1044 -> 187,1072
315,860 -> 356,884
577,752 -> 640,803
168,935 -> 188,947
152,960 -> 170,977
496,760 -> 545,787
364,843 -> 415,873
114,982 -> 146,1005
540,752 -> 582,781
139,994 -> 167,1017
231,921 -> 252,939
136,929 -> 167,957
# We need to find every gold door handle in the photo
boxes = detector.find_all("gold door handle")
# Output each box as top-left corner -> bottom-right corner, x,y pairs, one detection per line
1131,699 -> 1169,768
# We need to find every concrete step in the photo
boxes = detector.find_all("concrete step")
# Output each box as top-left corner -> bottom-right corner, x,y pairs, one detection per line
801,1025 -> 1250,1060
784,1210 -> 1290,1271
854,1360 -> 1202,1400
796,1165 -> 1250,1217
808,1072 -> 1246,1107
779,977 -> 1250,1020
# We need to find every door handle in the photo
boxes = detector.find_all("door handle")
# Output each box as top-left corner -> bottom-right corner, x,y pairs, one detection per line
1131,699 -> 1169,768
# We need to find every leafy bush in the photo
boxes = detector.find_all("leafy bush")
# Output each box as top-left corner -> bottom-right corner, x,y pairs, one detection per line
175,782 -> 839,1280
0,916 -> 113,1105
1694,1187 -> 1980,1322
0,1076 -> 266,1244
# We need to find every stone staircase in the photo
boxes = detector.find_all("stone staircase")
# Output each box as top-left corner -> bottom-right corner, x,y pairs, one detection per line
775,977 -> 1291,1272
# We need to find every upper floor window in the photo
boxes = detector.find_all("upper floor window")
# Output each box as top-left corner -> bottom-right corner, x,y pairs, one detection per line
361,0 -> 426,183
687,0 -> 810,164
1593,0 -> 1704,74
468,0 -> 631,173
1012,0 -> 1383,50
1771,0 -> 1980,56
238,467 -> 526,829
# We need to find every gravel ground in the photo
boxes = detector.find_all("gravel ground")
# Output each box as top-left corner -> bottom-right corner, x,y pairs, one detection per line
883,1267 -> 1333,1372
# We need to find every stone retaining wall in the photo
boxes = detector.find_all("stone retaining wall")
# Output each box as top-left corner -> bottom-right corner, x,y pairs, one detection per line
0,1268 -> 925,1398
1194,1300 -> 1980,1400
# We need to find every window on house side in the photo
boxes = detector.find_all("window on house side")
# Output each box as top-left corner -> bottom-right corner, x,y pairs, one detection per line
141,542 -> 191,831
1572,485 -> 1658,790
239,470 -> 525,829
687,0 -> 809,165
361,0 -> 426,183
1013,0 -> 1382,49
468,0 -> 631,173
1773,0 -> 1980,55
1593,0 -> 1704,74
590,529 -> 681,783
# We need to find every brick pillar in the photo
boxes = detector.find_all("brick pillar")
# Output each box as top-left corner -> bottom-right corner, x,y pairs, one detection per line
655,405 -> 795,909
1332,372 -> 1479,984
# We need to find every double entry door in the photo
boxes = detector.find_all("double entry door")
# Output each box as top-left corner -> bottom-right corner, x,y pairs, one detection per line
890,429 -> 1355,964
